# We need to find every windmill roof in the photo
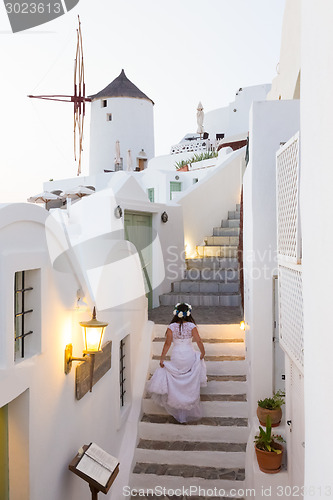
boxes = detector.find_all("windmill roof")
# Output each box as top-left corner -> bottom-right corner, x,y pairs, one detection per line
89,69 -> 154,104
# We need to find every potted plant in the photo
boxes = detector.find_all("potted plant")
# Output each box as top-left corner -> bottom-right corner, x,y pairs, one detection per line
254,415 -> 285,474
257,390 -> 285,427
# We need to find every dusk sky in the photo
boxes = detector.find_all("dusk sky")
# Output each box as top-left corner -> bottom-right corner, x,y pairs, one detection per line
0,0 -> 285,202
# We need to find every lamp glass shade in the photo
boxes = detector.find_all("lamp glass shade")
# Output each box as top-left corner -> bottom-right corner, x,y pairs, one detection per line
79,308 -> 108,354
81,325 -> 105,353
240,320 -> 245,331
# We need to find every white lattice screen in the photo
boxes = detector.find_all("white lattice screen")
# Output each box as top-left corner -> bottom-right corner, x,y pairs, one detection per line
278,266 -> 304,371
277,132 -> 303,373
276,133 -> 301,263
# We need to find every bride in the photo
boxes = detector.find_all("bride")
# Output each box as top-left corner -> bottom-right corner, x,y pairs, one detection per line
147,303 -> 207,423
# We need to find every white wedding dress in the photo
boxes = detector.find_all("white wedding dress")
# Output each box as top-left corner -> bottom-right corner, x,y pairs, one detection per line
147,321 -> 207,423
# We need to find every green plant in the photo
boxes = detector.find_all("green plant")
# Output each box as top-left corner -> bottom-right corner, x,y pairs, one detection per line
174,150 -> 218,170
258,390 -> 285,410
175,158 -> 191,170
254,415 -> 285,454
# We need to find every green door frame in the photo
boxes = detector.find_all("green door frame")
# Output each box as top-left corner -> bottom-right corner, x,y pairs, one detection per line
124,211 -> 153,309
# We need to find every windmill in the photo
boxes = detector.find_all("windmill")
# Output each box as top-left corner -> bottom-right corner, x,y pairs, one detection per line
28,16 -> 90,176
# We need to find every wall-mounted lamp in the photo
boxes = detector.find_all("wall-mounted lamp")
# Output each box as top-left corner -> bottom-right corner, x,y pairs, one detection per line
161,211 -> 168,223
114,205 -> 123,219
240,320 -> 245,331
65,307 -> 108,392
76,288 -> 88,310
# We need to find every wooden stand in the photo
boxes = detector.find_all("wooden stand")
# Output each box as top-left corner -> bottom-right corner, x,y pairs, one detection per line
68,444 -> 119,499
89,485 -> 99,500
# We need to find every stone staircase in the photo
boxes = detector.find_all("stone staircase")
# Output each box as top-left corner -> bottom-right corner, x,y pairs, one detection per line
130,322 -> 248,499
160,205 -> 241,308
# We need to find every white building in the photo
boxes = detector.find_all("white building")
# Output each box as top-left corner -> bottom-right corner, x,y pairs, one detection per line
204,84 -> 271,144
0,176 -> 185,500
89,69 -> 155,175
243,1 -> 333,498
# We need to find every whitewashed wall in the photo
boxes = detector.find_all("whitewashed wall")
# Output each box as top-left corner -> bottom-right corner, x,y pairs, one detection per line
301,1 -> 333,497
204,84 -> 271,141
0,202 -> 153,500
44,173 -> 185,307
243,100 -> 300,495
0,186 -> 184,499
267,0 -> 301,101
243,99 -> 300,416
89,97 -> 155,175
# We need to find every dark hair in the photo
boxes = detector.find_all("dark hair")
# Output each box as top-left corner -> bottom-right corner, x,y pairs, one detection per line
170,303 -> 196,334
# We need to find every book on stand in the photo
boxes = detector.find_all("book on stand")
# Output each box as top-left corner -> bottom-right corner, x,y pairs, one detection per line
69,443 -> 119,494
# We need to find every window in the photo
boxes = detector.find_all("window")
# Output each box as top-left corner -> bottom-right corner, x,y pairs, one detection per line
101,99 -> 108,108
106,113 -> 112,121
14,271 -> 33,360
147,188 -> 155,203
120,338 -> 127,407
14,269 -> 41,361
170,181 -> 182,200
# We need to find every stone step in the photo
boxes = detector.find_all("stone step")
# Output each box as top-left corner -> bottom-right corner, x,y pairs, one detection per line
149,359 -> 247,375
159,292 -> 241,307
184,268 -> 239,281
201,380 -> 247,395
152,324 -> 244,340
133,462 -> 245,480
213,227 -> 240,237
186,257 -> 239,270
131,463 -> 245,491
153,337 -> 244,343
134,447 -> 245,469
139,417 -> 249,443
206,235 -> 239,246
145,392 -> 246,402
228,210 -> 240,220
142,398 -> 248,418
172,280 -> 239,294
137,439 -> 246,452
207,375 -> 246,381
222,219 -> 240,228
152,354 -> 245,361
146,375 -> 247,395
196,246 -> 238,258
151,338 -> 244,357
151,341 -> 245,357
131,496 -> 244,500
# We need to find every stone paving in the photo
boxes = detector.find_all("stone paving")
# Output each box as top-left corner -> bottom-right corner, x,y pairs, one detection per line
152,355 -> 245,362
145,393 -> 246,402
148,306 -> 243,325
133,463 -> 245,481
137,439 -> 246,452
141,414 -> 248,427
131,496 -> 241,500
206,375 -> 246,381
147,374 -> 247,382
153,337 -> 244,343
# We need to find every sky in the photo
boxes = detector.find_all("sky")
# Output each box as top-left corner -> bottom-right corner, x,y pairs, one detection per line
0,0 -> 285,203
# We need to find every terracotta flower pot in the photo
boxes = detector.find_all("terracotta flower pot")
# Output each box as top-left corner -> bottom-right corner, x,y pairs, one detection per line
257,406 -> 282,427
255,443 -> 283,474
